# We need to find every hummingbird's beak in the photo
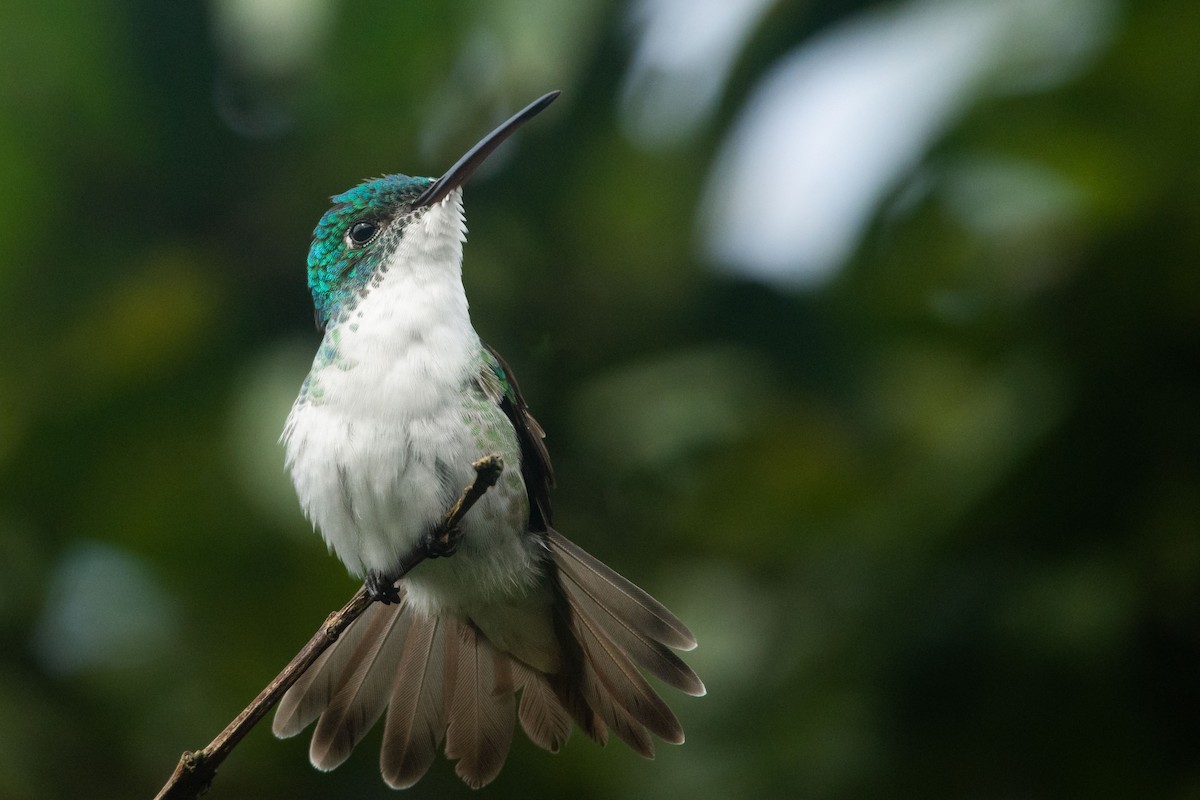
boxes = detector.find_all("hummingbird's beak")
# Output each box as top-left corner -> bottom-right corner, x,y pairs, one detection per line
411,90 -> 560,209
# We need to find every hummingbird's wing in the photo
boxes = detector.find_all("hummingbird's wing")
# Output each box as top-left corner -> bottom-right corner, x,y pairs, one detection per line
480,343 -> 554,531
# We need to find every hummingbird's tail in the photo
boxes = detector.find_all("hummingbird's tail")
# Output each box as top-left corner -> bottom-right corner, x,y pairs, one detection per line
272,530 -> 703,789
542,529 -> 704,752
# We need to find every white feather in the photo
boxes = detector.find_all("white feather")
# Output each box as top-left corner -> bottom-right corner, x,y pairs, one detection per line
283,191 -> 543,620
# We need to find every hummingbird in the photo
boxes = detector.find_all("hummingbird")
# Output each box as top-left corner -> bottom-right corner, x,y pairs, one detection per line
272,91 -> 704,790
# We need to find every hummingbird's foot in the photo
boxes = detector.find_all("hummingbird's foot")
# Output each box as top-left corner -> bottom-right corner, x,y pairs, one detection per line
365,570 -> 402,605
423,523 -> 464,559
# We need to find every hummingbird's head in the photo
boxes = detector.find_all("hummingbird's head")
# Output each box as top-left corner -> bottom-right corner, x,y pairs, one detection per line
306,174 -> 434,330
304,90 -> 561,330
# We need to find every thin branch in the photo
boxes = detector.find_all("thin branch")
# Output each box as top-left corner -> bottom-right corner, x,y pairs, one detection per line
154,454 -> 505,800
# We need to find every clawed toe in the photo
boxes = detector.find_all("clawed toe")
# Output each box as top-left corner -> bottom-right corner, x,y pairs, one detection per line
365,570 -> 402,604
364,524 -> 466,602
423,524 -> 463,559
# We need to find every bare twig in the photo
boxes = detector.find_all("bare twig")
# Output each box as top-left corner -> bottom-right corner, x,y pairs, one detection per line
154,454 -> 505,800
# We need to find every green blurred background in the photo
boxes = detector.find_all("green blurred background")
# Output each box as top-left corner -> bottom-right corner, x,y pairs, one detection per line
1,0 -> 1198,798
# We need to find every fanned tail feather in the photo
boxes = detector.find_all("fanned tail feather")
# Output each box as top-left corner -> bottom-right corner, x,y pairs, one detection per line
557,566 -> 706,696
380,613 -> 447,789
273,600 -> 387,738
512,662 -> 573,752
579,657 -> 655,757
443,618 -> 517,788
563,582 -> 684,745
272,531 -> 699,788
310,599 -> 413,770
548,530 -> 698,651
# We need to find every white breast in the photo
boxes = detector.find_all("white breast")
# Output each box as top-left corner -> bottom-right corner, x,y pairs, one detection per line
282,193 -> 539,613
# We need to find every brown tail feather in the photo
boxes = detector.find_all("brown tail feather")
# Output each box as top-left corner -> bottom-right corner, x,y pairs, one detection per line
273,600 -> 386,738
443,620 -> 516,789
310,601 -> 413,770
548,530 -> 697,650
558,566 -> 706,696
380,613 -> 447,789
547,661 -> 607,745
578,658 -> 655,757
512,662 -> 573,752
563,582 -> 684,745
272,532 -> 700,789
493,647 -> 515,696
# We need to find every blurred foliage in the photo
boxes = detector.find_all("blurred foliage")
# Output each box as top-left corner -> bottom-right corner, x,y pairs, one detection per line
1,1 -> 1198,798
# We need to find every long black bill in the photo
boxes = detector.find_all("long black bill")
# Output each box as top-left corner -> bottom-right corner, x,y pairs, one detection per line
412,90 -> 560,209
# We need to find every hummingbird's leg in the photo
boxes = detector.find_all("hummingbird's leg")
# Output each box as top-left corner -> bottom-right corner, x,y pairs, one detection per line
422,522 -> 464,559
415,453 -> 501,560
365,519 -> 468,603
365,570 -> 403,604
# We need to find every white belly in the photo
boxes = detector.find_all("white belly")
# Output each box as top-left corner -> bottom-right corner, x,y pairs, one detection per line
282,253 -> 540,614
285,386 -> 539,610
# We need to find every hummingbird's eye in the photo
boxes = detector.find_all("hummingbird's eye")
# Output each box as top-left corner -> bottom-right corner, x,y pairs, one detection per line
347,220 -> 380,246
